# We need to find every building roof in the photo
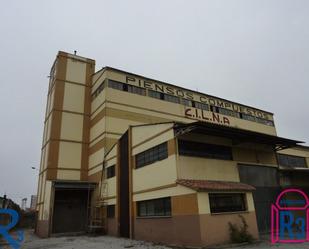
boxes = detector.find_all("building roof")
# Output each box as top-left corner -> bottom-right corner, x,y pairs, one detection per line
177,179 -> 255,192
174,121 -> 303,150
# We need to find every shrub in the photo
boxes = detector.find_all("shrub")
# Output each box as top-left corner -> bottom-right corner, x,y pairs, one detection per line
228,215 -> 254,243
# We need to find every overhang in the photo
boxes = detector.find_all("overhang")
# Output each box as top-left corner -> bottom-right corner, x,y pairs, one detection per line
53,181 -> 96,190
177,179 -> 255,192
174,121 -> 303,151
279,166 -> 309,172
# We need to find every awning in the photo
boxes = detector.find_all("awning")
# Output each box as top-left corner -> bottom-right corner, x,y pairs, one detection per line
174,121 -> 303,150
177,179 -> 255,192
279,166 -> 309,172
53,181 -> 96,190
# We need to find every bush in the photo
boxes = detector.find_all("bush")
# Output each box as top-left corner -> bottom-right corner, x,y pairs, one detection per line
228,215 -> 254,243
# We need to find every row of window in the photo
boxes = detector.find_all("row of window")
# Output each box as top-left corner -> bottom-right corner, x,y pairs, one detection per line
277,154 -> 307,168
91,79 -> 274,126
135,142 -> 168,168
107,146 -> 307,175
178,140 -> 233,160
106,194 -> 246,218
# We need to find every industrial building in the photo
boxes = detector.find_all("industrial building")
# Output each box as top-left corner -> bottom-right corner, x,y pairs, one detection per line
35,51 -> 309,247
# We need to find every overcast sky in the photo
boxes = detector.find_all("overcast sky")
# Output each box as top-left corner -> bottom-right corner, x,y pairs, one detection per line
0,0 -> 308,205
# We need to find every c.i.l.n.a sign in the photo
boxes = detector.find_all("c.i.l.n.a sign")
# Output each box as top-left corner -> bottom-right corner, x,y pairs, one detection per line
184,107 -> 230,125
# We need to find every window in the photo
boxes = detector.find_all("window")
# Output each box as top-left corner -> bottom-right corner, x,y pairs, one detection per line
163,94 -> 180,104
137,197 -> 171,217
178,140 -> 233,160
181,98 -> 193,107
210,105 -> 216,112
209,193 -> 246,213
136,142 -> 168,168
106,165 -> 115,178
108,80 -> 124,90
128,85 -> 146,96
218,107 -> 240,118
148,90 -> 162,99
194,102 -> 209,111
278,154 -> 307,168
92,82 -> 105,100
107,205 -> 115,218
240,113 -> 256,122
256,117 -> 274,126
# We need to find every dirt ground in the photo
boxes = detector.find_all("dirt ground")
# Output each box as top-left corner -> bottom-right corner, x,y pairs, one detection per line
5,230 -> 308,249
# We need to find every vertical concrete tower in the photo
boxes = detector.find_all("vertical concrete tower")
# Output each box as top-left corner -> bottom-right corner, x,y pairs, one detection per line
36,51 -> 95,236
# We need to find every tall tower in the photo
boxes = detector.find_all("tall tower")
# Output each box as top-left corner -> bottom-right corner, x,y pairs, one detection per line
36,51 -> 95,237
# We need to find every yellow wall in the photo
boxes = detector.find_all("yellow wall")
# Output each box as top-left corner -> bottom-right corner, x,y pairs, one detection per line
132,127 -> 174,155
89,148 -> 105,169
62,83 -> 85,113
132,123 -> 174,147
133,155 -> 177,192
178,156 -> 240,182
58,142 -> 82,169
42,180 -> 52,220
233,145 -> 277,166
56,170 -> 81,180
60,112 -> 83,141
106,177 -> 116,198
133,185 -> 195,202
65,57 -> 87,84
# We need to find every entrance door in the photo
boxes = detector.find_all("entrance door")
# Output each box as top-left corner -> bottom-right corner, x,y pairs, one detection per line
52,189 -> 89,234
238,164 -> 280,233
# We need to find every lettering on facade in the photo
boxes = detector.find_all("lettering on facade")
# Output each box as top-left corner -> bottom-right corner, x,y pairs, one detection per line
185,107 -> 230,125
126,76 -> 270,120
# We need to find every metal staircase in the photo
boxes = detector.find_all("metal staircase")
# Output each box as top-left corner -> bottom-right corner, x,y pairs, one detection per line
87,162 -> 108,235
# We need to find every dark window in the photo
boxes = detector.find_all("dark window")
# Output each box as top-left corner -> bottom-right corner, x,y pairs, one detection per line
92,82 -> 105,100
178,140 -> 233,160
210,105 -> 215,112
209,193 -> 246,213
194,102 -> 209,111
108,80 -> 124,90
278,154 -> 307,168
106,165 -> 115,178
128,85 -> 146,96
240,113 -> 256,122
256,117 -> 274,126
136,142 -> 168,168
107,205 -> 115,218
181,98 -> 193,107
148,90 -> 163,99
218,107 -> 240,118
137,197 -> 171,217
163,94 -> 180,104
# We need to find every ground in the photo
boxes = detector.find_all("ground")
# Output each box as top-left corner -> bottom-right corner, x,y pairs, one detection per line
4,230 -> 308,249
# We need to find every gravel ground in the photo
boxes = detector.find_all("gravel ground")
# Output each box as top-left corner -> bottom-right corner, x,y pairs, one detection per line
20,230 -> 170,249
7,230 -> 308,249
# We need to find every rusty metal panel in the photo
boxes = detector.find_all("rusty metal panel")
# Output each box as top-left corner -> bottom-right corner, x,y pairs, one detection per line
52,189 -> 88,234
238,164 -> 280,233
